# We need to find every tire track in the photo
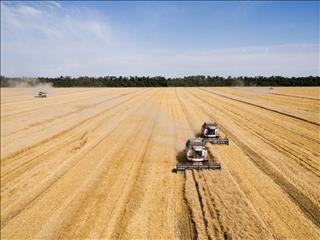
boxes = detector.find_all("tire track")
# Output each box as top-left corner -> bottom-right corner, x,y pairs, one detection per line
188,89 -> 320,228
191,88 -> 320,178
1,88 -> 112,118
1,90 -> 155,230
1,90 -> 157,229
199,172 -> 228,240
2,87 -> 319,239
59,90 -> 167,239
181,88 -> 320,239
106,90 -> 166,239
199,88 -> 320,126
192,171 -> 212,240
177,89 -> 273,240
166,89 -> 197,240
190,88 -> 320,190
174,89 -> 211,239
2,88 -> 154,183
34,91 -> 162,240
271,92 -> 320,101
2,90 -> 134,138
176,88 -> 226,239
1,89 -> 142,171
1,89 -> 93,106
1,88 -> 148,161
195,90 -> 320,175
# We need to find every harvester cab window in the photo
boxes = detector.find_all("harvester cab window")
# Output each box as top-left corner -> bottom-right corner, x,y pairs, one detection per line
207,128 -> 216,135
194,150 -> 203,158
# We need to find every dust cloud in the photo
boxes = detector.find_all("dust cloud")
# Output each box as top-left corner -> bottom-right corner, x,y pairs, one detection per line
6,78 -> 54,96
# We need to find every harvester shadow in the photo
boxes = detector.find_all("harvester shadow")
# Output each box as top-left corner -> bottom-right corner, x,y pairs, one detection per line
194,133 -> 202,138
172,150 -> 186,173
176,150 -> 186,163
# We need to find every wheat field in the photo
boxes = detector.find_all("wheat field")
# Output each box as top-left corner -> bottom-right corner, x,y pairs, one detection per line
1,87 -> 319,239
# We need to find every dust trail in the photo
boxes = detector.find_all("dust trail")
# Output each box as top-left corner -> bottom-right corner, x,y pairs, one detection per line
6,78 -> 54,96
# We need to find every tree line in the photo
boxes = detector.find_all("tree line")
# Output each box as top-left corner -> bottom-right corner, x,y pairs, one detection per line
1,75 -> 319,87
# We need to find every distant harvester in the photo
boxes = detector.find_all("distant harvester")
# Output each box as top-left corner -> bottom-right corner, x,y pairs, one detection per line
35,91 -> 47,98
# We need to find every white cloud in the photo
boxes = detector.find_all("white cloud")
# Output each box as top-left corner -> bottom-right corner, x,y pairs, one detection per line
45,1 -> 61,9
1,2 -> 319,77
16,4 -> 43,17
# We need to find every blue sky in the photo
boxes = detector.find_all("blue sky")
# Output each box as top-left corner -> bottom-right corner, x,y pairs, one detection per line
1,1 -> 319,77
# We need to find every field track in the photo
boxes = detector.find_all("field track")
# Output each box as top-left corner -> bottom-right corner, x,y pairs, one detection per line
1,87 -> 320,239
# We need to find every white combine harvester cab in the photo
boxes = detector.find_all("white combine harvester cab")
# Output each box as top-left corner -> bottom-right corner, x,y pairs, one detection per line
201,122 -> 229,144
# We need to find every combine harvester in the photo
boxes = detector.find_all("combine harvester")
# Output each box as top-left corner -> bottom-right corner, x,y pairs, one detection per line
35,91 -> 47,98
173,138 -> 221,172
201,122 -> 229,144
